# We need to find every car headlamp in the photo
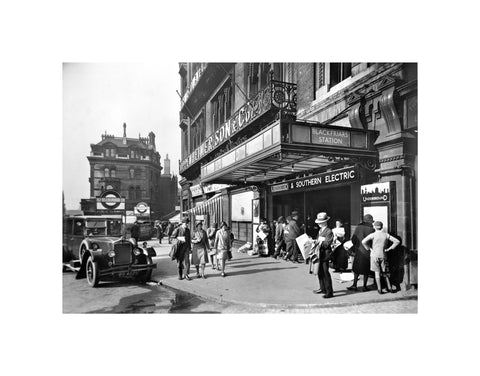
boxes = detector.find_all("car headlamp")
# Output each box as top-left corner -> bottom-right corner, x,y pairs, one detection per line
133,249 -> 142,256
108,250 -> 116,258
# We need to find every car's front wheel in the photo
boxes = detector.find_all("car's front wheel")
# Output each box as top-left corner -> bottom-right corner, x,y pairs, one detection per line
79,245 -> 87,265
86,256 -> 100,287
137,256 -> 153,283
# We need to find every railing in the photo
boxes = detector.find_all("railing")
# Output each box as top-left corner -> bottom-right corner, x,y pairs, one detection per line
179,78 -> 297,174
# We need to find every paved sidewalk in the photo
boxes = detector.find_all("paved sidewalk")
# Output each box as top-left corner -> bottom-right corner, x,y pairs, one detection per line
147,240 -> 417,309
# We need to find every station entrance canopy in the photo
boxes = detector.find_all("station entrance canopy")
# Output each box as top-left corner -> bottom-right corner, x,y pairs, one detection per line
200,120 -> 379,184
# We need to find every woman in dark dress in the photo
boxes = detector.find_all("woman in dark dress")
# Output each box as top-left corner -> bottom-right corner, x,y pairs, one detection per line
347,214 -> 375,291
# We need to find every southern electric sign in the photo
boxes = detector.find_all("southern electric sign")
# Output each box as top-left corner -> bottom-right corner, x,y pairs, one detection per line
270,166 -> 357,193
96,190 -> 125,214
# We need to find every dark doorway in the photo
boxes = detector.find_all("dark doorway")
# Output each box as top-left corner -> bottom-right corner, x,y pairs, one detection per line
272,185 -> 351,234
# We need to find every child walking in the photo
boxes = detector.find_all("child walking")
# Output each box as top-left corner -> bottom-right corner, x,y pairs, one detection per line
361,221 -> 400,294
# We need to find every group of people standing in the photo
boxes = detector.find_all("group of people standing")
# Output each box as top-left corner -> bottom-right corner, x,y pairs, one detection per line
170,218 -> 233,280
154,221 -> 176,244
255,211 -> 401,298
347,214 -> 401,295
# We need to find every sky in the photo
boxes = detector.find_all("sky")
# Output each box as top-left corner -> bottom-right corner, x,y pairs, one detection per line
63,63 -> 181,209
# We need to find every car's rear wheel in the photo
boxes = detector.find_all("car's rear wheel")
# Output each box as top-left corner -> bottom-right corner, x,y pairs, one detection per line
86,256 -> 100,287
137,256 -> 153,283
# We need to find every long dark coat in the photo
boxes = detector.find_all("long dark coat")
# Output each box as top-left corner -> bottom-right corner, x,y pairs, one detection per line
351,222 -> 375,275
171,225 -> 191,261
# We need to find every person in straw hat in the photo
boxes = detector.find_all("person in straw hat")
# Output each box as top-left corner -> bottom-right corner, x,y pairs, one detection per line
312,212 -> 334,298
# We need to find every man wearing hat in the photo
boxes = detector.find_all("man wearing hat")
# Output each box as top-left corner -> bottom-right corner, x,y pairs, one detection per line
171,217 -> 192,280
312,212 -> 334,298
130,221 -> 140,245
284,211 -> 302,263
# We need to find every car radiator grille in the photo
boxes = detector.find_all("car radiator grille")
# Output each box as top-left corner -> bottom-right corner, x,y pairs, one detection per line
114,243 -> 132,265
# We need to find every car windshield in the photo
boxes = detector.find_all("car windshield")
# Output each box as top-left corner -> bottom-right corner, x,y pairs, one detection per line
85,220 -> 107,236
106,220 -> 122,236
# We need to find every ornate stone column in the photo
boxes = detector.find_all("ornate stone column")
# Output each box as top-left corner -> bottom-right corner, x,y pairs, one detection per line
375,75 -> 418,288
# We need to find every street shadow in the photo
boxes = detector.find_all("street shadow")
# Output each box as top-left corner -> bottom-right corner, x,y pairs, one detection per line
206,266 -> 297,278
228,262 -> 278,268
225,259 -> 253,265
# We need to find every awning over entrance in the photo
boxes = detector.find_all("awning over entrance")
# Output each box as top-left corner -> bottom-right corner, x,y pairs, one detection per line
200,120 -> 379,184
182,193 -> 223,224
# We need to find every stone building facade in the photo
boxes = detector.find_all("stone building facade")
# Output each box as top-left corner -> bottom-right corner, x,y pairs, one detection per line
81,123 -> 178,220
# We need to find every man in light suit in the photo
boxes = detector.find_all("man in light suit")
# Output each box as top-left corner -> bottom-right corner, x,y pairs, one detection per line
312,212 -> 334,298
171,217 -> 192,280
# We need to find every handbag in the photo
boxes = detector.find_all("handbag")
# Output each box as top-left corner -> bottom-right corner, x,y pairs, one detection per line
169,242 -> 178,260
227,250 -> 233,260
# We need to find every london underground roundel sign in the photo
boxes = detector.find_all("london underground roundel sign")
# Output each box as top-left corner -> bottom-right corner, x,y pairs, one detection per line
99,190 -> 122,209
135,202 -> 149,214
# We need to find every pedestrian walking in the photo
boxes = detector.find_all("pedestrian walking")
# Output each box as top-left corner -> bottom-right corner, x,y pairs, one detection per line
273,216 -> 286,259
130,221 -> 140,246
155,221 -> 164,244
311,212 -> 334,298
347,214 -> 375,292
362,221 -> 400,294
214,221 -> 232,277
171,217 -> 192,280
166,221 -> 174,244
284,212 -> 301,263
191,222 -> 209,279
206,223 -> 218,269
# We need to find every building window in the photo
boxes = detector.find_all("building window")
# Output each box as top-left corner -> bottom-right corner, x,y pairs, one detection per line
247,63 -> 271,99
135,186 -> 141,200
129,186 -> 135,200
110,169 -> 116,178
182,128 -> 188,158
211,81 -> 232,131
190,111 -> 206,151
230,221 -> 253,243
317,63 -> 325,89
330,63 -> 352,88
104,168 -> 110,178
104,147 -> 115,157
129,168 -> 134,179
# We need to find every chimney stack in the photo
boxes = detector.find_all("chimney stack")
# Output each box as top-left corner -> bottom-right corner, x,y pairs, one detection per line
122,123 -> 127,145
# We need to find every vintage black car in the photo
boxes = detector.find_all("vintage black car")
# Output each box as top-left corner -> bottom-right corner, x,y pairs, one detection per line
63,215 -> 123,263
76,237 -> 156,287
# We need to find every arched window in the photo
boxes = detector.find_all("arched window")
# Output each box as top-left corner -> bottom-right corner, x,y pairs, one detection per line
104,168 -> 110,177
135,186 -> 141,200
110,169 -> 116,178
129,168 -> 134,179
